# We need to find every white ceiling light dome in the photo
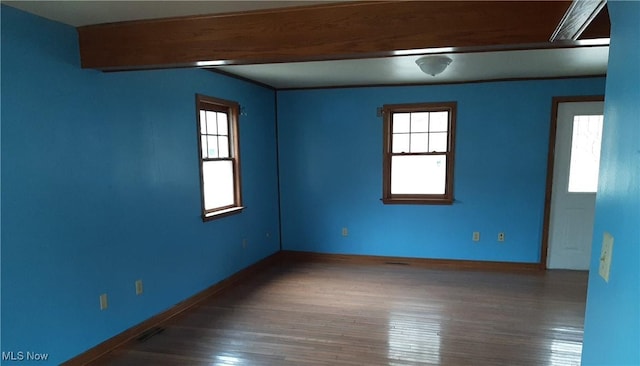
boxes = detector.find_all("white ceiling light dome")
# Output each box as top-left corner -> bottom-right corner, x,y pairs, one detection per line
416,55 -> 453,76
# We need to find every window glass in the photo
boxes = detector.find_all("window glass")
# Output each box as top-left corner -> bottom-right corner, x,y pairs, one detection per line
391,155 -> 447,195
200,111 -> 207,134
202,161 -> 234,210
429,132 -> 448,152
206,111 -> 217,135
392,134 -> 410,153
217,113 -> 228,135
411,112 -> 430,132
218,136 -> 229,158
207,136 -> 218,158
568,115 -> 603,193
429,112 -> 449,132
410,133 -> 429,153
393,113 -> 411,133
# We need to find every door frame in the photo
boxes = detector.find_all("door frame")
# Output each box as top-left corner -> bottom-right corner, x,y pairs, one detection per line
540,95 -> 605,270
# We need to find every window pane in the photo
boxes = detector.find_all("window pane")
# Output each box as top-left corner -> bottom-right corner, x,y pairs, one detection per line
568,115 -> 603,193
201,136 -> 207,158
207,135 -> 218,158
200,111 -> 207,134
218,136 -> 229,158
217,112 -> 228,135
411,112 -> 429,132
410,133 -> 429,153
392,134 -> 410,153
393,113 -> 410,133
429,132 -> 448,152
391,155 -> 447,194
202,160 -> 235,210
429,111 -> 449,132
206,111 -> 217,135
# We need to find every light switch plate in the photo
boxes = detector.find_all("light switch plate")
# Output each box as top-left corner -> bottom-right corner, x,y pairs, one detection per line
99,293 -> 108,310
599,232 -> 614,282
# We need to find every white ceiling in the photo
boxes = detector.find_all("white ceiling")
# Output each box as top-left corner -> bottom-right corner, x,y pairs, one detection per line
214,47 -> 609,89
3,1 -> 609,89
3,1 -> 337,27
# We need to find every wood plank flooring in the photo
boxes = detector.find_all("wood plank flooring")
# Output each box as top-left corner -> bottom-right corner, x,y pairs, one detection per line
92,259 -> 588,365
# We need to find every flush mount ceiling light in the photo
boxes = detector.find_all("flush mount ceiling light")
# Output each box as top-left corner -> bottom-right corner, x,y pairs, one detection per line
415,55 -> 453,76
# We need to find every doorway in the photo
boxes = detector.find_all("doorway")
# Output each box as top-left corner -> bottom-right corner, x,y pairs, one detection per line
542,96 -> 605,270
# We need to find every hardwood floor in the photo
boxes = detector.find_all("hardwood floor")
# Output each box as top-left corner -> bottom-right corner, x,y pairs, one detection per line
92,259 -> 588,365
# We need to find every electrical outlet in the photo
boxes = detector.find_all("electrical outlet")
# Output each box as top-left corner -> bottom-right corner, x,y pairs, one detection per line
341,227 -> 348,236
242,239 -> 248,249
599,232 -> 614,282
472,232 -> 480,242
266,232 -> 271,238
498,232 -> 505,242
99,293 -> 108,310
135,280 -> 144,295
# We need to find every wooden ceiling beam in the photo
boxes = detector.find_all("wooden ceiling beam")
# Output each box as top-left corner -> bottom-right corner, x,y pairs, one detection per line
78,1 -> 573,71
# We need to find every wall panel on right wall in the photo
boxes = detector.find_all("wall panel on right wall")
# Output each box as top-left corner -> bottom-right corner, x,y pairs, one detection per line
581,1 -> 640,364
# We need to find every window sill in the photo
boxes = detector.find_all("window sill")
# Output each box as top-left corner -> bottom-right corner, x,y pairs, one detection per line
202,206 -> 245,221
381,198 -> 453,205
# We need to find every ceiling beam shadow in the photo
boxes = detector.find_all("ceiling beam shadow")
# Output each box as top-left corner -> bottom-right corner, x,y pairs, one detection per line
550,0 -> 609,41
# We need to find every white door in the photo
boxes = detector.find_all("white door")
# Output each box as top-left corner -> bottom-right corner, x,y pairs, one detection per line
547,101 -> 604,270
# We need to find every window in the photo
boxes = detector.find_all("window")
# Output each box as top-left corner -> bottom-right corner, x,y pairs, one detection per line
567,114 -> 603,193
196,94 -> 243,220
382,102 -> 456,204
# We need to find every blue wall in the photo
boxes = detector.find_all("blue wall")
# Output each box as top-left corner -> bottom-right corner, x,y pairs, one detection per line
3,2 -> 631,364
277,78 -> 605,262
582,1 -> 640,365
1,6 -> 280,364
